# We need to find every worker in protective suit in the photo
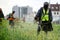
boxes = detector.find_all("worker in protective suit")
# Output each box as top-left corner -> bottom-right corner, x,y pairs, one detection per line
7,11 -> 15,27
34,2 -> 53,35
0,8 -> 4,22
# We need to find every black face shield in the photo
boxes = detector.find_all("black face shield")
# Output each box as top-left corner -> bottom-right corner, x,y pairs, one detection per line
44,2 -> 49,10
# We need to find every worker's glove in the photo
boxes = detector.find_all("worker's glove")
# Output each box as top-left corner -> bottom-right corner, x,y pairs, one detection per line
34,17 -> 39,21
34,17 -> 37,20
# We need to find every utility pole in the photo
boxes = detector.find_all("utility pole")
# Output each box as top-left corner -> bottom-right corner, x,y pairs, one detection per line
49,0 -> 50,8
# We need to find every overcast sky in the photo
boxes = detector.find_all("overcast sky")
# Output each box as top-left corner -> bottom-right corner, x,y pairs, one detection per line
0,0 -> 60,16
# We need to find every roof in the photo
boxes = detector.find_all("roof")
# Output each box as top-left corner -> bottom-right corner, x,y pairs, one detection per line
50,4 -> 60,11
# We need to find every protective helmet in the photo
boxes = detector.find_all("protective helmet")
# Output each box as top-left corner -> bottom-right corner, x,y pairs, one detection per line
44,2 -> 49,6
44,2 -> 49,9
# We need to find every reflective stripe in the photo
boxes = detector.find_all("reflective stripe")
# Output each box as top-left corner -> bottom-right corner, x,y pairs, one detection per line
41,8 -> 49,21
43,8 -> 49,14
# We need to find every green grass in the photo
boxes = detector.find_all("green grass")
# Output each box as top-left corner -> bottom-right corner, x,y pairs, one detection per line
0,20 -> 60,40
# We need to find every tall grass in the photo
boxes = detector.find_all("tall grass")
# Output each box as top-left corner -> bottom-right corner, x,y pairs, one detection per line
0,20 -> 60,40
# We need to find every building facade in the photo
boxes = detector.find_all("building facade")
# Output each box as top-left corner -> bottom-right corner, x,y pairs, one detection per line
12,6 -> 20,18
50,3 -> 60,23
12,6 -> 33,22
20,6 -> 33,18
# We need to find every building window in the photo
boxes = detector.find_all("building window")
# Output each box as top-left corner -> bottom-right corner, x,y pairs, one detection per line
54,12 -> 56,15
57,12 -> 59,15
56,7 -> 58,9
52,7 -> 54,9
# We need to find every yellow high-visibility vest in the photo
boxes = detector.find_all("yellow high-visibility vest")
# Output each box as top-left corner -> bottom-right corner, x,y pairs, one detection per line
41,8 -> 49,21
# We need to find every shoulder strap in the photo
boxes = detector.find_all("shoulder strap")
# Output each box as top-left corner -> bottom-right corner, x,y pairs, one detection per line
43,8 -> 49,15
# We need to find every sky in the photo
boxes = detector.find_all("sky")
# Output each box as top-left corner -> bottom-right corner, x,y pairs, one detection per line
0,0 -> 60,16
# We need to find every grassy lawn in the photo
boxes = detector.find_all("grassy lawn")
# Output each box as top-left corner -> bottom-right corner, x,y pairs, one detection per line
0,20 -> 60,40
